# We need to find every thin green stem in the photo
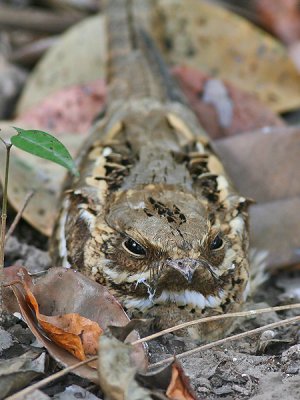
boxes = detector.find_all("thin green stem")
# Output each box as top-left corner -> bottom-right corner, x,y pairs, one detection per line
0,139 -> 12,311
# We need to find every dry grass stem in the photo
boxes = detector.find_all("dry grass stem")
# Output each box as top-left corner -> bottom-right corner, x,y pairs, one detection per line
6,356 -> 98,400
7,306 -> 300,398
132,303 -> 300,345
5,190 -> 35,243
149,314 -> 300,369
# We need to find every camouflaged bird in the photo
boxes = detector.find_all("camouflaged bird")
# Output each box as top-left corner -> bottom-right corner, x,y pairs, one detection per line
50,0 -> 250,340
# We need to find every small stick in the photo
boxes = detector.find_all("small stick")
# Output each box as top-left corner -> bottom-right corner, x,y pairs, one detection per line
5,190 -> 35,243
39,0 -> 100,13
0,137 -> 12,311
7,314 -> 300,399
6,356 -> 98,400
132,303 -> 300,345
9,37 -> 58,67
0,5 -> 83,34
149,315 -> 300,369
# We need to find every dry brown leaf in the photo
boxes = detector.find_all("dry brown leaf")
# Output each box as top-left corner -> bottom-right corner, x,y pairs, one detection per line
213,126 -> 300,272
172,65 -> 284,139
17,1 -> 300,117
98,335 -> 152,400
250,197 -> 300,271
12,277 -> 103,361
4,267 -> 147,382
212,126 -> 300,203
153,0 -> 300,113
256,0 -> 300,45
166,362 -> 196,400
16,80 -> 106,135
3,265 -> 25,314
289,41 -> 300,72
109,319 -> 152,343
0,350 -> 46,400
6,277 -> 98,382
17,15 -> 105,114
137,360 -> 197,400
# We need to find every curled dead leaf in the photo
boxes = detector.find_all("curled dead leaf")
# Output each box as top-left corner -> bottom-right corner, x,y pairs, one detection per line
166,362 -> 196,400
98,335 -> 152,400
8,276 -> 102,361
4,267 -> 147,382
25,284 -> 103,360
137,360 -> 197,400
109,319 -> 152,343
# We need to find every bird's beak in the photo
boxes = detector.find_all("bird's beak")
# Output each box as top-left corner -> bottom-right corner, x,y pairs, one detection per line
166,258 -> 200,283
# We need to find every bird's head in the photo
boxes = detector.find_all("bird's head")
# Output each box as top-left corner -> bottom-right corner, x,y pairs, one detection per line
96,184 -> 249,311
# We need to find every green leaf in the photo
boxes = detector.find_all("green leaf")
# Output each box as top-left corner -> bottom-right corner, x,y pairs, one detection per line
11,127 -> 79,176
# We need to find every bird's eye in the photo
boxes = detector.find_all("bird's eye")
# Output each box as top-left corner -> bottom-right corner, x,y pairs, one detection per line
122,238 -> 146,257
210,234 -> 223,250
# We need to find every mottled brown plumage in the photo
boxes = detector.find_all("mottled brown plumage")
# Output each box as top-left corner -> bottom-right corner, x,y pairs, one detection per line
50,0 -> 250,340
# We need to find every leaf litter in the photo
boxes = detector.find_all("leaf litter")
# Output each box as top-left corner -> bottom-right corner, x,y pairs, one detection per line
2,264 -> 204,399
3,267 -> 147,377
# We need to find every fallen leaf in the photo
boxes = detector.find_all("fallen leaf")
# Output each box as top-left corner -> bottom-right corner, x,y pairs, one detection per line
53,384 -> 101,400
4,267 -> 147,382
0,328 -> 14,352
109,319 -> 152,343
17,1 -> 300,117
153,0 -> 300,112
24,390 -> 50,400
289,41 -> 300,72
22,283 -> 103,360
212,126 -> 300,272
0,349 -> 45,400
166,362 -> 197,400
137,361 -> 197,400
172,65 -> 284,139
212,126 -> 300,203
7,278 -> 98,383
3,265 -> 25,314
98,335 -> 152,400
256,0 -> 300,45
250,197 -> 300,271
276,274 -> 300,303
16,15 -> 105,114
16,80 -> 106,135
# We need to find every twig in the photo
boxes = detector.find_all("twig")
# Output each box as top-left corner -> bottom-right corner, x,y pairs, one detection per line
5,190 -> 35,243
149,315 -> 300,369
0,137 -> 12,311
210,0 -> 259,25
0,5 -> 83,34
9,37 -> 59,67
132,303 -> 300,345
7,305 -> 300,398
5,356 -> 98,400
38,0 -> 100,13
7,312 -> 300,398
